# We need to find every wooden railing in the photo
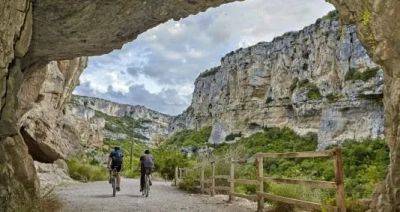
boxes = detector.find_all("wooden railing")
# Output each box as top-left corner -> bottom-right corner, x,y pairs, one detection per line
174,148 -> 346,212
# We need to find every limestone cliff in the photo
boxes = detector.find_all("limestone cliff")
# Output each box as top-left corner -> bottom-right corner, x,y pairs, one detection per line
171,14 -> 384,149
66,95 -> 173,144
18,58 -> 88,163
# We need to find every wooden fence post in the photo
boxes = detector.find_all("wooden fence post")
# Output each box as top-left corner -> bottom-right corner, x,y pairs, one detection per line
257,156 -> 264,212
200,164 -> 205,193
229,157 -> 235,202
174,167 -> 179,186
211,161 -> 215,197
334,148 -> 346,212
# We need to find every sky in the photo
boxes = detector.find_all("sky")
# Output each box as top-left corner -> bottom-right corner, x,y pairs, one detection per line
73,0 -> 335,115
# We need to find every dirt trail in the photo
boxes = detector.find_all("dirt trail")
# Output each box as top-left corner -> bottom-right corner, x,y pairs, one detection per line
57,179 -> 255,212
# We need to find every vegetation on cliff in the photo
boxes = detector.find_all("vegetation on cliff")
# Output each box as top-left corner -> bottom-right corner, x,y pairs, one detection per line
95,111 -> 149,140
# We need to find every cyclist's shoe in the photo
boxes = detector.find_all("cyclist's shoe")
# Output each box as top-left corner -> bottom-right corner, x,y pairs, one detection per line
116,187 -> 120,191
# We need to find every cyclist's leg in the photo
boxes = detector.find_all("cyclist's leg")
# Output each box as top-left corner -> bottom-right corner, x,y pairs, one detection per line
140,169 -> 145,191
116,164 -> 122,189
146,167 -> 152,186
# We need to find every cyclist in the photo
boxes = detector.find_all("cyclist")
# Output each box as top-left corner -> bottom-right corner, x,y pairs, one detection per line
108,146 -> 124,191
140,149 -> 154,192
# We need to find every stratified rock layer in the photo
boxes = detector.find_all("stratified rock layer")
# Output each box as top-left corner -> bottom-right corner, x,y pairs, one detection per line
172,16 -> 384,148
67,95 -> 173,144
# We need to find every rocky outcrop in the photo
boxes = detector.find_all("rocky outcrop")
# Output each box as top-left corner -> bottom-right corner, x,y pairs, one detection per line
27,0 -> 240,63
327,1 -> 400,210
0,0 -> 39,210
171,15 -> 384,149
18,58 -> 88,163
66,95 -> 173,144
34,159 -> 74,189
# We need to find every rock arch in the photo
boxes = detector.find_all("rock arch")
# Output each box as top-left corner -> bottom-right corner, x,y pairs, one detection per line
1,0 -> 400,211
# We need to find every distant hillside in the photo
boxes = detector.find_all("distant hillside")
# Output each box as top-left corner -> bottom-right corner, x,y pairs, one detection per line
66,95 -> 173,145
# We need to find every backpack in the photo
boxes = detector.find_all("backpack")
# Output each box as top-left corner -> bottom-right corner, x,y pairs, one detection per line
112,150 -> 123,164
141,154 -> 154,168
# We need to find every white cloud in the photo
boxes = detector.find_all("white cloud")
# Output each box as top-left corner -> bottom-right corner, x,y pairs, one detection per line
74,0 -> 335,115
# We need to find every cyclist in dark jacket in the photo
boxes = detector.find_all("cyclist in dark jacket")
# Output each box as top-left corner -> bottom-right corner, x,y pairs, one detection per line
108,146 -> 123,191
140,149 -> 154,192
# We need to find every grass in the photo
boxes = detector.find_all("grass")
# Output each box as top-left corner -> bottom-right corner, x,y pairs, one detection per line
38,187 -> 63,212
14,187 -> 63,212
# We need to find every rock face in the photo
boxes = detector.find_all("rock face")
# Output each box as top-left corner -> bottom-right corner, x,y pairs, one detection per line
18,58 -> 88,163
1,0 -> 400,210
0,0 -> 39,210
66,95 -> 173,144
28,0 -> 240,63
327,1 -> 400,210
171,15 -> 384,148
34,159 -> 74,189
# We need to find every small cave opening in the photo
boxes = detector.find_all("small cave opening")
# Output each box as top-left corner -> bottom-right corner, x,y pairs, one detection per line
20,127 -> 58,163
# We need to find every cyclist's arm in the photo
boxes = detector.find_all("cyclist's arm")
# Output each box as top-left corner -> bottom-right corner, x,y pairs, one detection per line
107,154 -> 112,169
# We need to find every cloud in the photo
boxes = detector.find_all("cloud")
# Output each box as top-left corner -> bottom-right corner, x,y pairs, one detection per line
74,83 -> 191,115
74,0 -> 334,115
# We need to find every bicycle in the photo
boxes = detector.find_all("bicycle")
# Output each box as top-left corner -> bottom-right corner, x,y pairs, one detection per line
142,169 -> 151,197
109,168 -> 118,197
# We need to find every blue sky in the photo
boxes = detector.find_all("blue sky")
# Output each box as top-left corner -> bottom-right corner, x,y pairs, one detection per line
74,0 -> 334,115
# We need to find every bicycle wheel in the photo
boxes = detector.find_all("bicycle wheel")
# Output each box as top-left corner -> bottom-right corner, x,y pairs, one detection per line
145,175 -> 150,197
112,175 -> 116,197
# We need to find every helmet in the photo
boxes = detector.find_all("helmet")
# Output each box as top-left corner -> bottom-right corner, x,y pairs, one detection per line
144,149 -> 150,154
114,146 -> 120,151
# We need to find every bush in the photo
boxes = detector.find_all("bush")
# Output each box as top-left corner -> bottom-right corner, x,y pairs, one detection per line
326,93 -> 343,103
165,126 -> 212,148
345,67 -> 380,82
178,171 -> 200,192
307,85 -> 322,100
212,128 -> 388,201
225,132 -> 242,141
154,147 -> 193,179
67,157 -> 108,182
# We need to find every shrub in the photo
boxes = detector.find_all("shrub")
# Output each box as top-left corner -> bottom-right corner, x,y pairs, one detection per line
307,85 -> 322,100
67,157 -> 108,182
289,77 -> 299,92
225,132 -> 242,141
326,93 -> 343,103
178,171 -> 200,192
345,67 -> 380,82
165,127 -> 212,148
154,147 -> 193,179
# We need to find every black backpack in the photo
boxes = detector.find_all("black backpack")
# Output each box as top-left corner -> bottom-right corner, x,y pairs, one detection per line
112,150 -> 123,164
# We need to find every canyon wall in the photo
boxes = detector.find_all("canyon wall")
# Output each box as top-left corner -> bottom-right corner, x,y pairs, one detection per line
1,0 -> 400,210
66,95 -> 173,144
18,58 -> 88,163
171,14 -> 384,149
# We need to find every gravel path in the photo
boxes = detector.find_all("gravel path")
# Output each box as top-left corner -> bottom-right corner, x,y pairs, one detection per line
57,179 -> 256,212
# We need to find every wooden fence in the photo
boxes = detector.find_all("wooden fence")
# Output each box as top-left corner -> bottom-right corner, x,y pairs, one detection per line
174,148 -> 345,212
